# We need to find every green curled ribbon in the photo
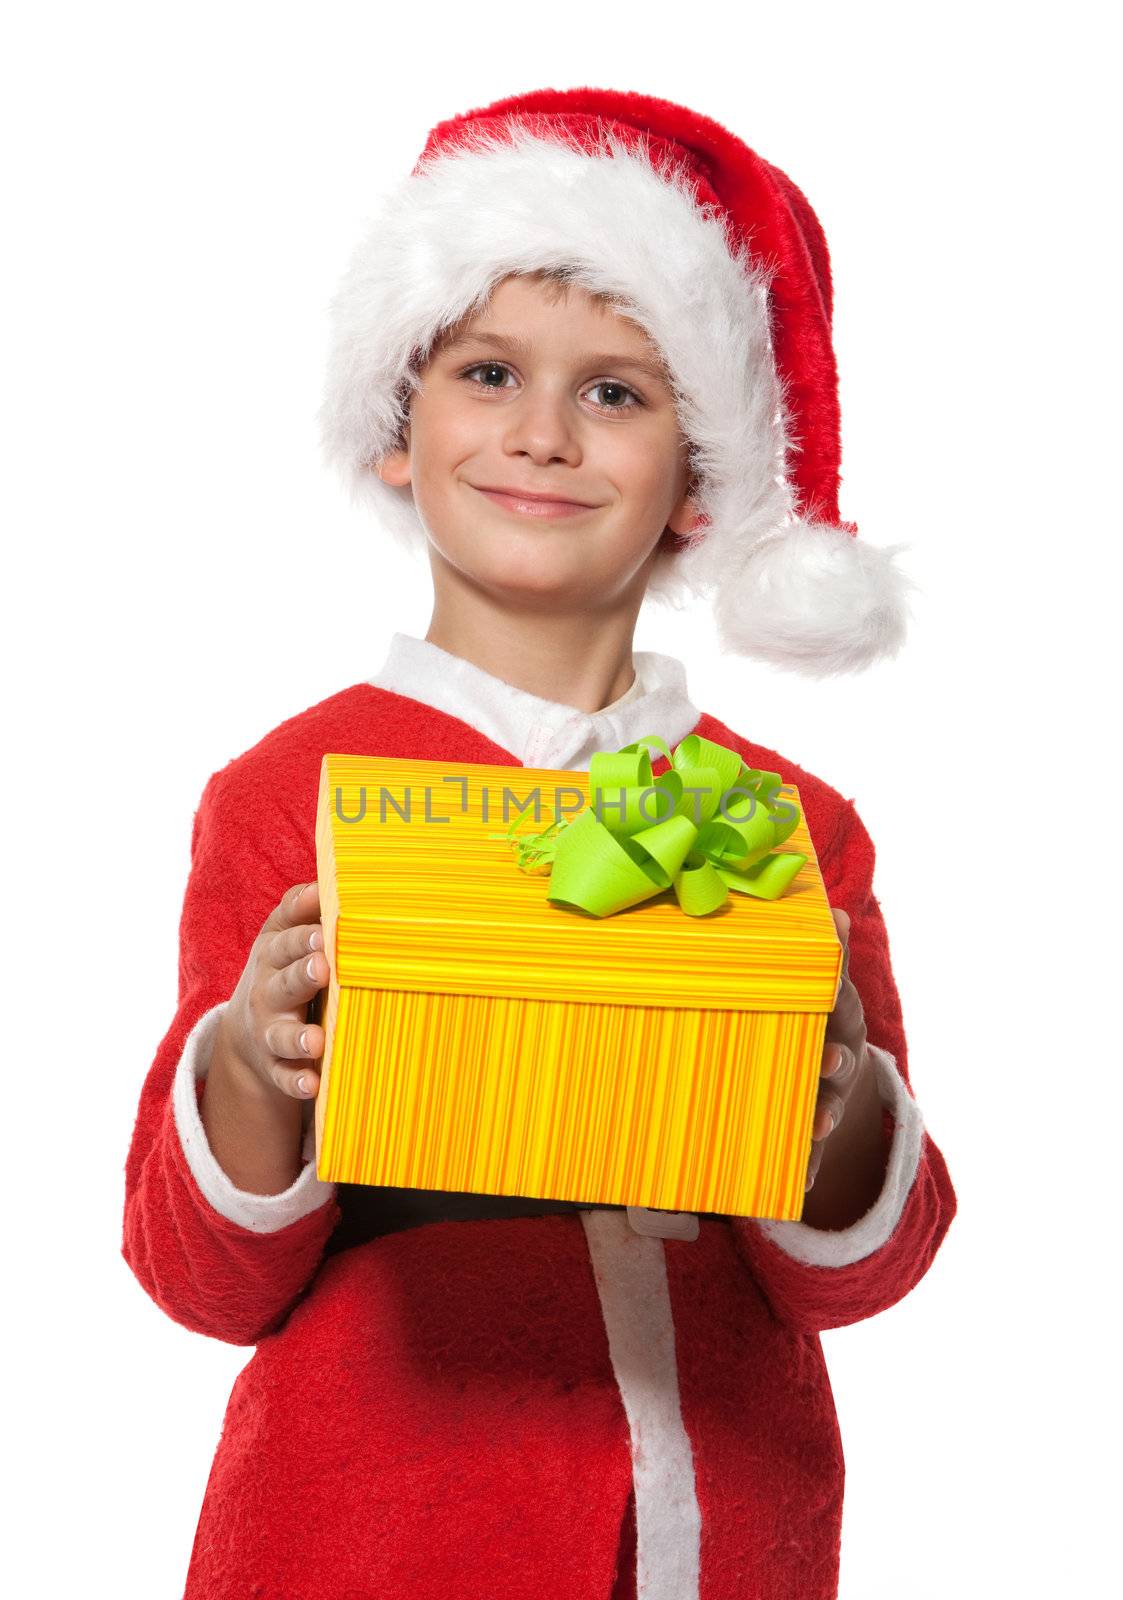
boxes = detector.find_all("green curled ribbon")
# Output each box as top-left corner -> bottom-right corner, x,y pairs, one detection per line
489,732 -> 809,918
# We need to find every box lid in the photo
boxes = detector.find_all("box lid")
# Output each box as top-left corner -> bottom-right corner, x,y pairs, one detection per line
316,753 -> 842,1013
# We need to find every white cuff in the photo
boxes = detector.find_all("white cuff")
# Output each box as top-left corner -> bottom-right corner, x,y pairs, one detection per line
753,1043 -> 925,1268
171,1001 -> 338,1234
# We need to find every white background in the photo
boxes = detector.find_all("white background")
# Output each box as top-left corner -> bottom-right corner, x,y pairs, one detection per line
6,3 -> 1118,1595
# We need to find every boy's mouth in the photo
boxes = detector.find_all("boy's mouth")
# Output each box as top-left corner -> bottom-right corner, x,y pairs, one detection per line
470,484 -> 600,519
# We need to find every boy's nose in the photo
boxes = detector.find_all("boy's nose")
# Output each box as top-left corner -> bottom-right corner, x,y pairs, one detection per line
502,395 -> 583,465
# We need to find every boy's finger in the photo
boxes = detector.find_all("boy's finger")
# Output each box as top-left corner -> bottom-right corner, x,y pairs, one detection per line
829,908 -> 851,999
269,882 -> 321,931
267,949 -> 328,1013
264,1018 -> 324,1065
826,977 -> 864,1039
272,1057 -> 320,1100
822,1040 -> 859,1086
268,920 -> 325,972
811,1090 -> 843,1141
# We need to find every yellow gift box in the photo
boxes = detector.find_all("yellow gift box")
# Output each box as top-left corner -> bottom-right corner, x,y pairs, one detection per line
312,750 -> 843,1221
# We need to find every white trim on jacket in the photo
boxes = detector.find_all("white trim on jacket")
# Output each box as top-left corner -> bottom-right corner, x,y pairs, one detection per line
172,1000 -> 335,1233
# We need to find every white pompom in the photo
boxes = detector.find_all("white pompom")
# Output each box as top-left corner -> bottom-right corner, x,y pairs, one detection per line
710,523 -> 916,677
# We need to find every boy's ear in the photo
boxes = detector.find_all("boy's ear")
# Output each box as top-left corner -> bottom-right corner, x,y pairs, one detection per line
374,432 -> 411,489
666,470 -> 703,537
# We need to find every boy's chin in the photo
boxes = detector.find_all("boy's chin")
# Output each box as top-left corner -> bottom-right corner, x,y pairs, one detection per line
454,557 -> 610,606
484,569 -> 597,601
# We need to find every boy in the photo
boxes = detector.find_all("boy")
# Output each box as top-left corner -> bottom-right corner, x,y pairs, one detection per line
122,88 -> 957,1600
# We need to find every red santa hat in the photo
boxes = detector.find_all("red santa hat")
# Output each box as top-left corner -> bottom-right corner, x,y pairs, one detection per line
319,86 -> 914,677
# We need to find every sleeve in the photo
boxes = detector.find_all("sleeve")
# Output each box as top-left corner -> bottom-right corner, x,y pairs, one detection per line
121,766 -> 342,1347
729,799 -> 958,1334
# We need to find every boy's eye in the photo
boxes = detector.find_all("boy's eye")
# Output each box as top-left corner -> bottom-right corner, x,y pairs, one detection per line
459,363 -> 642,413
584,381 -> 641,412
462,362 -> 516,390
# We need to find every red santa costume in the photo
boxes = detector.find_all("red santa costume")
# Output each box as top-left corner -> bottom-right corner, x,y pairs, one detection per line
121,88 -> 957,1600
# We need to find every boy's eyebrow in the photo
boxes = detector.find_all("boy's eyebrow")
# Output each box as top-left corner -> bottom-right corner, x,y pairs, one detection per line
438,329 -> 671,385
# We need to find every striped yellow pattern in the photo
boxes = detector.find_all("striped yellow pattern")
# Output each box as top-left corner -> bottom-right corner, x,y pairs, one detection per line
314,753 -> 842,1220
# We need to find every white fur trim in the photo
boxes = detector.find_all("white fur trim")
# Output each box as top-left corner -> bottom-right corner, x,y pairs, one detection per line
318,122 -> 909,674
712,523 -> 916,677
171,1001 -> 338,1233
580,1209 -> 701,1600
753,1043 -> 924,1267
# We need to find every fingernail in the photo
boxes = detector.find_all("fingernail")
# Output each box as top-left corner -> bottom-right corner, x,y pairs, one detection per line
306,955 -> 318,980
296,1074 -> 310,1096
299,1029 -> 308,1054
308,928 -> 323,951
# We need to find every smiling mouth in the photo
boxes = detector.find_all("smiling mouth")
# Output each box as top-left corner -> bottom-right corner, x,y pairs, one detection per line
471,485 -> 600,519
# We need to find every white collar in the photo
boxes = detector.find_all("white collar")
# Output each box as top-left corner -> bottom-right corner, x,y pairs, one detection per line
370,631 -> 701,770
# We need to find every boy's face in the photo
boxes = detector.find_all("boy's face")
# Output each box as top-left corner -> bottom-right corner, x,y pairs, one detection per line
375,274 -> 698,610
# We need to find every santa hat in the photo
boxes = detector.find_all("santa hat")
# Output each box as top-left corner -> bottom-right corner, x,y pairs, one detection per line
319,86 -> 914,677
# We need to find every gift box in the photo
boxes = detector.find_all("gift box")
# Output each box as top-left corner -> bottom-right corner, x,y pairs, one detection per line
312,738 -> 843,1221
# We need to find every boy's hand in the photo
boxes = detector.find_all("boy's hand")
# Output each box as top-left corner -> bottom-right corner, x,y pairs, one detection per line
804,908 -> 870,1192
214,882 -> 328,1102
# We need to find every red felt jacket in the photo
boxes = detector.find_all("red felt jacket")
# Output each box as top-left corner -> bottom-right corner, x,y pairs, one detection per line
121,684 -> 957,1600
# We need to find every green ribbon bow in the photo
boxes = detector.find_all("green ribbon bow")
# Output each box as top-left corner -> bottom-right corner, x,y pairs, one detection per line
490,732 -> 808,918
